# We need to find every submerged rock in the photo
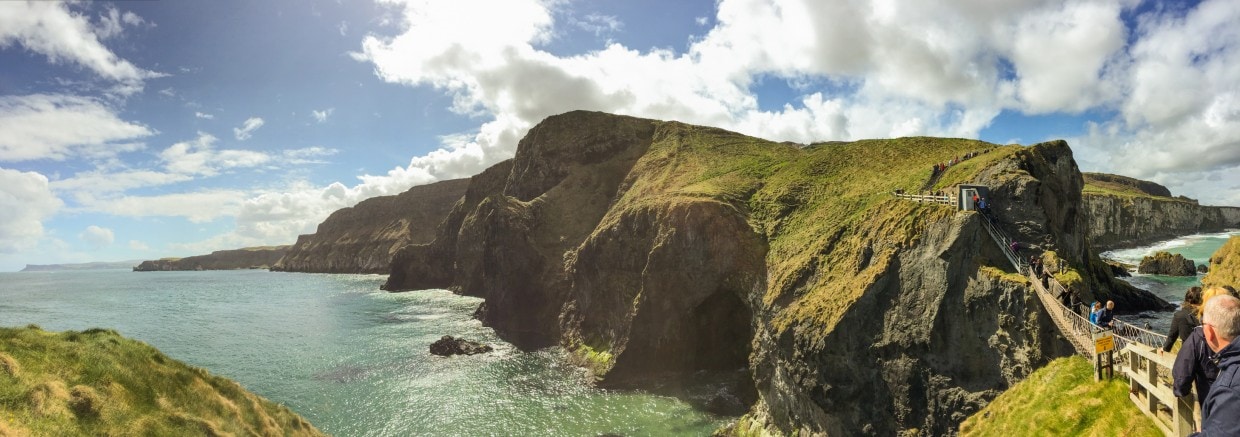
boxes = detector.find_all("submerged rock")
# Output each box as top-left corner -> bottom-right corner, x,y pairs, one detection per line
429,336 -> 493,356
1138,251 -> 1197,276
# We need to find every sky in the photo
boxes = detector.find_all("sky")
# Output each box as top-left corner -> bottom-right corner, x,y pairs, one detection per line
0,0 -> 1237,271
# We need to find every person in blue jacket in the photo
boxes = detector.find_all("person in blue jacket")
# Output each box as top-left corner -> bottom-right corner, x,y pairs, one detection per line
1193,294 -> 1240,436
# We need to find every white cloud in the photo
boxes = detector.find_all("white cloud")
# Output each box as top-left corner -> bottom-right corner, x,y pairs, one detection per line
338,21 -> 349,36
0,94 -> 154,162
195,111 -> 215,120
95,7 -> 147,40
0,1 -> 158,84
74,189 -> 247,223
160,132 -> 270,176
79,225 -> 114,248
311,108 -> 334,123
128,240 -> 150,251
345,0 -> 1240,210
0,168 -> 62,253
233,117 -> 265,140
571,14 -> 621,36
283,146 -> 339,164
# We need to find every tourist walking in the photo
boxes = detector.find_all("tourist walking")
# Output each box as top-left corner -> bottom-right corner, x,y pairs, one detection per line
1089,302 -> 1103,325
1097,301 -> 1115,329
1163,287 -> 1204,353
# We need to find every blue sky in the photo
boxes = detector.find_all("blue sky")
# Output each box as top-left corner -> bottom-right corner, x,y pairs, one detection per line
0,0 -> 1237,271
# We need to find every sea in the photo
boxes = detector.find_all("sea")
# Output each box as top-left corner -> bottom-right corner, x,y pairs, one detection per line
0,270 -> 727,436
1101,230 -> 1240,333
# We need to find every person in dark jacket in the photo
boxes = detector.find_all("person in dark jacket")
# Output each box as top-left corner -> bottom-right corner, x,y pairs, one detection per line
1176,287 -> 1234,411
1164,286 -> 1204,352
1096,300 -> 1115,329
1193,294 -> 1240,436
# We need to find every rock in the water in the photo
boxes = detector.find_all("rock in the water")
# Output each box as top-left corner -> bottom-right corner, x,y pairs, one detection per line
429,336 -> 493,356
1138,251 -> 1198,276
1198,264 -> 1209,274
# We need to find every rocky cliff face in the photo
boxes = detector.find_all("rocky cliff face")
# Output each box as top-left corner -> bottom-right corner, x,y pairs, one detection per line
133,246 -> 289,271
272,179 -> 468,274
384,111 -> 1159,435
1082,175 -> 1240,250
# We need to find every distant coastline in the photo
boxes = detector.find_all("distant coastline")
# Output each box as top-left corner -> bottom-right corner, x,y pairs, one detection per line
19,261 -> 141,272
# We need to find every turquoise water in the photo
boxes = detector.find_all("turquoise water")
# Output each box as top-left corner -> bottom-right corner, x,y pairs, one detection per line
0,270 -> 727,436
1101,230 -> 1240,332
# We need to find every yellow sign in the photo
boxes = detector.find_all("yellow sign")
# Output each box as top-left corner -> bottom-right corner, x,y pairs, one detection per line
1094,333 -> 1115,354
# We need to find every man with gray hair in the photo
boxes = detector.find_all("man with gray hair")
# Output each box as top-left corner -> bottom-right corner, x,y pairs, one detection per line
1195,294 -> 1240,436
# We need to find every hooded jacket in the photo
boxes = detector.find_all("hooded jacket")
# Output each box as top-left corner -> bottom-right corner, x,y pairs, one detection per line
1195,340 -> 1240,436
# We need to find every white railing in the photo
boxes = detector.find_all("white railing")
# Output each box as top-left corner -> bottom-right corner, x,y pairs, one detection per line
893,193 -> 956,206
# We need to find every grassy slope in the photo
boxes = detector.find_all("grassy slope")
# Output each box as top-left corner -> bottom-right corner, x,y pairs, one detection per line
0,326 -> 322,437
959,357 -> 1160,437
1204,236 -> 1240,289
1081,173 -> 1192,203
594,124 -> 1010,347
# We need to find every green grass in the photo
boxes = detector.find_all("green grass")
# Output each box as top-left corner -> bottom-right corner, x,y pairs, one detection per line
958,356 -> 1161,437
1204,236 -> 1240,289
577,125 -> 1014,352
0,326 -> 322,437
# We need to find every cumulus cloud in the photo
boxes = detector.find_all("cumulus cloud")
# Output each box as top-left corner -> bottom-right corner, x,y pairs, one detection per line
0,1 -> 159,84
311,108 -> 334,123
0,94 -> 154,162
79,225 -> 114,248
95,7 -> 147,40
233,117 -> 265,140
160,132 -> 270,176
343,0 -> 1240,208
195,111 -> 214,120
0,168 -> 62,253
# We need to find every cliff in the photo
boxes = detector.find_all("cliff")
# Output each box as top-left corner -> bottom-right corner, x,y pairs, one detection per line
21,261 -> 141,272
383,111 -> 1163,435
272,179 -> 469,273
133,246 -> 289,271
1082,173 -> 1240,250
0,326 -> 322,436
1204,236 -> 1240,289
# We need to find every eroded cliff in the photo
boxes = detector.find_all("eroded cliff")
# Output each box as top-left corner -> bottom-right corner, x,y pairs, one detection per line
1082,173 -> 1240,250
384,111 -> 1161,435
272,179 -> 468,273
133,246 -> 289,271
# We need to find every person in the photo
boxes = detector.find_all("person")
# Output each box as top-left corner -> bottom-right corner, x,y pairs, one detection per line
1175,287 -> 1236,412
1097,300 -> 1115,329
1163,286 -> 1204,353
1192,293 -> 1240,435
1089,301 -> 1103,325
972,193 -> 980,208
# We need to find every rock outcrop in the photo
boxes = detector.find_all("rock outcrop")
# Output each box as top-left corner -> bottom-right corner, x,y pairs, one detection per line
428,336 -> 493,356
272,179 -> 469,274
133,246 -> 289,271
1138,252 -> 1198,276
384,111 -> 1164,435
1082,173 -> 1240,250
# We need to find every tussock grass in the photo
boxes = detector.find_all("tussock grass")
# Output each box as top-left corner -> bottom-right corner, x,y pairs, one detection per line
959,356 -> 1160,437
0,326 -> 322,436
1204,236 -> 1240,289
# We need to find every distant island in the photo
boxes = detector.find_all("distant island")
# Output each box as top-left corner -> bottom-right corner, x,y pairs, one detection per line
20,261 -> 142,272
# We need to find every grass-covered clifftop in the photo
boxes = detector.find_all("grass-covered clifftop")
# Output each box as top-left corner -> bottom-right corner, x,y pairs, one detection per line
0,326 -> 322,436
1082,172 -> 1177,200
1205,236 -> 1240,289
959,357 -> 1159,437
133,245 -> 290,271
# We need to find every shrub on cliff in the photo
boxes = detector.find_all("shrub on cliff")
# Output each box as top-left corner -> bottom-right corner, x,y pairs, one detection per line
0,326 -> 322,436
958,357 -> 1159,437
